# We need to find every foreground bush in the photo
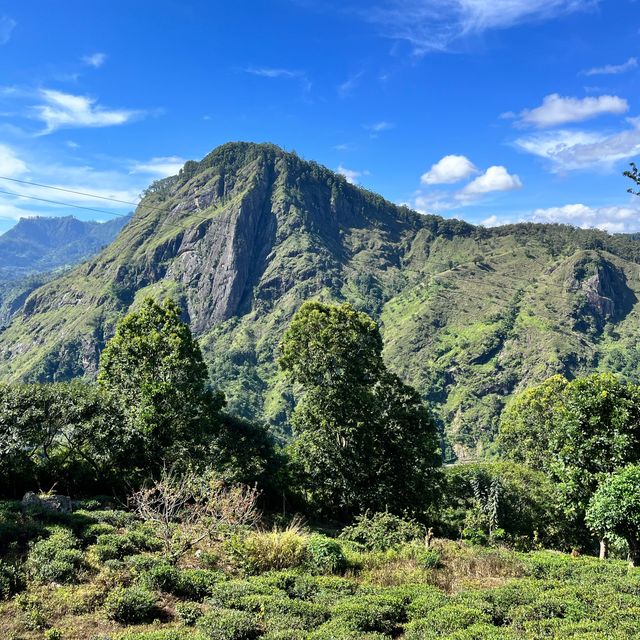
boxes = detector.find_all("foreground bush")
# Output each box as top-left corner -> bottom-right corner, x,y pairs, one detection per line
104,585 -> 159,623
26,526 -> 83,584
196,608 -> 261,639
339,512 -> 423,551
306,534 -> 346,574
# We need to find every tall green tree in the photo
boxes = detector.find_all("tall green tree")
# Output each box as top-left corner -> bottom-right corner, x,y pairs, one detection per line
498,374 -> 568,470
98,298 -> 225,475
279,301 -> 440,518
586,465 -> 640,566
499,372 -> 640,550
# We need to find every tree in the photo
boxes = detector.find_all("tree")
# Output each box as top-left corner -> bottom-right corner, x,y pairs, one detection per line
98,298 -> 225,477
499,372 -> 640,552
624,162 -> 640,196
498,374 -> 568,470
279,301 -> 440,518
586,465 -> 640,566
0,381 -> 122,495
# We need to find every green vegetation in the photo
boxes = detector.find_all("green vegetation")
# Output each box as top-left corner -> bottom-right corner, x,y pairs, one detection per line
3,147 -> 640,636
4,143 -> 640,457
280,301 -> 440,517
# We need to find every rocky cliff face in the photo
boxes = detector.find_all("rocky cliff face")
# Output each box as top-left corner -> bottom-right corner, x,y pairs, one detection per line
2,142 -> 640,457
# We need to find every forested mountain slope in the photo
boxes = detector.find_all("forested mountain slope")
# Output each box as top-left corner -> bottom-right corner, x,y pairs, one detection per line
1,142 -> 640,458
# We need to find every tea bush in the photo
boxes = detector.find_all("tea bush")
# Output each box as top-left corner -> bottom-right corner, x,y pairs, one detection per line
104,585 -> 159,623
196,608 -> 261,640
26,526 -> 83,584
339,512 -> 424,551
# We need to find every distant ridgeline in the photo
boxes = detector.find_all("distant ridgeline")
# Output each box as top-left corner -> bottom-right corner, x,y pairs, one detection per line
0,214 -> 130,327
1,142 -> 640,459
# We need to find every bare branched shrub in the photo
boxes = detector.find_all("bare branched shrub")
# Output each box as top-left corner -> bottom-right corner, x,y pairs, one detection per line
129,467 -> 261,560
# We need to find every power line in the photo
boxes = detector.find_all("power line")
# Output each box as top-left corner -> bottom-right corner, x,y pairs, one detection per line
0,175 -> 143,208
0,188 -> 131,218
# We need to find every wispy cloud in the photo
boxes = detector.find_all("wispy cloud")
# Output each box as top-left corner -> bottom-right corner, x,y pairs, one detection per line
337,164 -> 369,184
0,143 -> 28,177
514,118 -> 640,171
30,89 -> 144,134
515,94 -> 628,128
582,57 -> 637,76
244,66 -> 312,93
82,52 -> 107,68
338,72 -> 363,97
421,154 -> 477,185
130,156 -> 186,178
364,0 -> 598,54
245,66 -> 303,79
0,16 -> 16,45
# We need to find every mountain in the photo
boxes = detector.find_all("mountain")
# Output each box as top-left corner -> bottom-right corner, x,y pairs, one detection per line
0,214 -> 131,280
1,142 -> 640,459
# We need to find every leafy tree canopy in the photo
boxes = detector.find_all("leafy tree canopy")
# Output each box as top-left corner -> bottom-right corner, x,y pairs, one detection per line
586,465 -> 640,566
279,301 -> 440,518
98,297 -> 225,474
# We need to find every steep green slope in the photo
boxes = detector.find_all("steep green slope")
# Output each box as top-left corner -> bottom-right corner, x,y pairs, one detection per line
1,142 -> 640,458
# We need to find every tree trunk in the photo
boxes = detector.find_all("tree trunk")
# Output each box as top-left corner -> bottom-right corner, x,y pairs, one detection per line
628,537 -> 640,568
599,537 -> 609,560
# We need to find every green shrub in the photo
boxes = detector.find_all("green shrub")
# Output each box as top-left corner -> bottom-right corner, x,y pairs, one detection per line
177,568 -> 223,600
15,592 -> 49,630
0,558 -> 22,598
44,630 -> 63,640
410,605 -> 491,636
137,562 -> 181,593
241,527 -> 308,573
81,522 -> 117,543
91,533 -> 137,561
306,535 -> 346,574
415,548 -> 442,569
117,632 -> 201,640
74,509 -> 134,527
330,593 -> 406,634
26,527 -> 83,584
406,587 -> 447,620
176,601 -> 203,626
339,512 -> 424,551
461,528 -> 489,546
207,578 -> 276,609
104,585 -> 159,624
196,608 -> 261,639
240,594 -> 329,629
308,619 -> 391,639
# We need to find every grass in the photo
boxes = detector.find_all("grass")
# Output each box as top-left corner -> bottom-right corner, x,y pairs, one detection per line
2,502 -> 640,639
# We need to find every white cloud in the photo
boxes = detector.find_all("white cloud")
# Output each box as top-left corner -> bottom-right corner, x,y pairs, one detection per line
338,72 -> 363,97
82,52 -> 107,68
583,57 -> 637,76
479,202 -> 640,232
369,121 -> 395,132
459,166 -> 522,198
515,118 -> 640,171
244,67 -> 303,79
0,144 -> 27,177
532,203 -> 640,232
421,154 -> 477,184
30,89 -> 143,134
365,0 -> 598,54
0,16 -> 16,45
516,94 -> 628,128
130,156 -> 186,178
337,164 -> 369,184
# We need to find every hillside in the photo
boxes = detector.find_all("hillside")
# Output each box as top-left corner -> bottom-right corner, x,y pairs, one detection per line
0,214 -> 131,280
1,142 -> 640,458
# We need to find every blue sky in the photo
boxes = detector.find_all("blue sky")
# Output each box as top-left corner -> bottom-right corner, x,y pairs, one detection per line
0,0 -> 639,234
